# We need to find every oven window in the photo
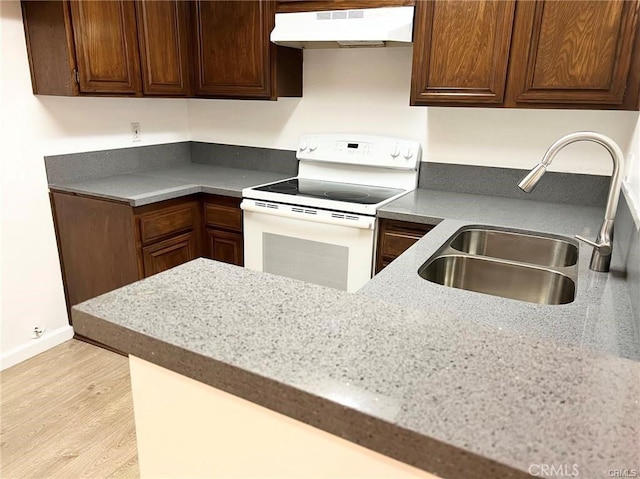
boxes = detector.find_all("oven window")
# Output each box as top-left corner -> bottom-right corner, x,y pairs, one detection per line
263,233 -> 349,290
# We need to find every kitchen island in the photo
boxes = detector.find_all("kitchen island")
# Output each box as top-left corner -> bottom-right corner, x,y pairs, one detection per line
73,255 -> 639,479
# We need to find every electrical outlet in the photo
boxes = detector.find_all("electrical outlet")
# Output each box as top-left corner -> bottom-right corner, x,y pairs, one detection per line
131,122 -> 141,142
32,326 -> 45,339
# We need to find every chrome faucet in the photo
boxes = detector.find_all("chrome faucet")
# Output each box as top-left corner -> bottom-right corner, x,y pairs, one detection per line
518,131 -> 624,272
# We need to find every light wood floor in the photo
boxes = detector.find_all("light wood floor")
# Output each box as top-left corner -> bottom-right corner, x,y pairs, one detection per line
1,339 -> 139,479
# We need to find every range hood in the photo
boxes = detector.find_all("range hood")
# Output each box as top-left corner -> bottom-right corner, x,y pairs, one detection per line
270,7 -> 414,49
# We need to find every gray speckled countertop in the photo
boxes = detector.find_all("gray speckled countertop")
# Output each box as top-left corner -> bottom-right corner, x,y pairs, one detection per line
73,258 -> 640,479
367,189 -> 640,361
49,163 -> 292,206
62,168 -> 640,478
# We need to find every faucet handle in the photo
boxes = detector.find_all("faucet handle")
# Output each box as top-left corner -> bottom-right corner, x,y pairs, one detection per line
575,235 -> 612,255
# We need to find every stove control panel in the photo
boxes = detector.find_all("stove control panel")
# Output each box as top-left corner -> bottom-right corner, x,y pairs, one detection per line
297,134 -> 421,170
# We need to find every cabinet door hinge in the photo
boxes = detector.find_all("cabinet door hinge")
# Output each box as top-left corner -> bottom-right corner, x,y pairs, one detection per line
73,69 -> 79,84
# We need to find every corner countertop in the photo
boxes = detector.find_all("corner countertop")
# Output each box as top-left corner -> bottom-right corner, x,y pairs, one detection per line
73,258 -> 640,479
366,189 -> 640,361
68,179 -> 640,478
48,163 -> 292,206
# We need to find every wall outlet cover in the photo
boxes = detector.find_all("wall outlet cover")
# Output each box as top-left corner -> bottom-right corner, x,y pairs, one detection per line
131,122 -> 141,143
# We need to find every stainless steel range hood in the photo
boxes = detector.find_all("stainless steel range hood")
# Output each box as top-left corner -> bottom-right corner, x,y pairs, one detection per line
270,7 -> 414,49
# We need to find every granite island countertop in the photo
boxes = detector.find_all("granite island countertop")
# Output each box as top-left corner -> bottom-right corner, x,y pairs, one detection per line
72,258 -> 640,479
48,163 -> 292,206
365,189 -> 640,361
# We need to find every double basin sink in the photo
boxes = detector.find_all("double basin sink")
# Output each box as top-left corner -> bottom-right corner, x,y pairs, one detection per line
418,226 -> 579,305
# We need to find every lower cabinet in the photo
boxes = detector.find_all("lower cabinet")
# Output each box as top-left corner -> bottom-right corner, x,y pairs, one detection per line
203,195 -> 244,266
375,219 -> 435,273
135,198 -> 202,278
50,191 -> 244,323
142,232 -> 198,277
50,192 -> 141,312
206,229 -> 243,266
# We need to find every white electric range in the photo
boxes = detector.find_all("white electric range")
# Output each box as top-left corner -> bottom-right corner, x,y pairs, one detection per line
241,133 -> 421,292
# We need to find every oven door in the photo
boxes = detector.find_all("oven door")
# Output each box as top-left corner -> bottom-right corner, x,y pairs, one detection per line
241,199 -> 376,293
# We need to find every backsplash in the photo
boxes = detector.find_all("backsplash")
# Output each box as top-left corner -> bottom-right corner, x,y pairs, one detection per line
45,141 -> 298,185
614,189 -> 640,332
47,141 -> 615,209
45,142 -> 191,185
418,163 -> 609,207
191,142 -> 297,175
44,141 -> 631,236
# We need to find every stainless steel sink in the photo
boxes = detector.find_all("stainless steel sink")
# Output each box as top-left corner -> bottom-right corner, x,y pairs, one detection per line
420,255 -> 576,305
449,227 -> 578,267
419,225 -> 579,305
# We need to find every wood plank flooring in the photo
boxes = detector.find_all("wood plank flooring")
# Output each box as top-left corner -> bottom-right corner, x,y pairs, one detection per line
1,339 -> 139,479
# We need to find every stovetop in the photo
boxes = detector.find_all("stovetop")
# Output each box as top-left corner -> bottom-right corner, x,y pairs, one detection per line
242,134 -> 422,216
243,177 -> 409,216
253,178 -> 405,205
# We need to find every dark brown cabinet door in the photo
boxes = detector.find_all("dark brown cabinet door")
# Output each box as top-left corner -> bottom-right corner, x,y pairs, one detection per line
142,232 -> 197,277
202,195 -> 243,266
507,0 -> 639,106
206,229 -> 244,266
375,219 -> 434,273
68,0 -> 141,94
192,0 -> 275,98
411,0 -> 516,105
51,192 -> 140,315
135,0 -> 191,96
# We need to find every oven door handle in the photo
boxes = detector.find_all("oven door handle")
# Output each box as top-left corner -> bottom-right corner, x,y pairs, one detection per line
241,201 -> 375,230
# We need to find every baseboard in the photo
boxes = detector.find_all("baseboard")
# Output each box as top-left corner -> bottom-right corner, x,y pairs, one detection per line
1,325 -> 74,371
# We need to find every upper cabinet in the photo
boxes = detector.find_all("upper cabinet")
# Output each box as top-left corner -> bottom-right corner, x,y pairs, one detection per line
68,1 -> 141,94
192,0 -> 302,99
135,0 -> 192,96
411,0 -> 516,105
22,0 -> 639,109
193,1 -> 274,98
21,0 -> 302,99
506,0 -> 639,107
411,0 -> 640,110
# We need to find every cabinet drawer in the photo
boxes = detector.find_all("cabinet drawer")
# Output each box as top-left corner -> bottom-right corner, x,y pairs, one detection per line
139,204 -> 196,244
204,203 -> 242,232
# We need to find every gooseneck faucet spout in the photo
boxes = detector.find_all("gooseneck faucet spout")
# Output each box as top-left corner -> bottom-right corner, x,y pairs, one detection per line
517,131 -> 624,272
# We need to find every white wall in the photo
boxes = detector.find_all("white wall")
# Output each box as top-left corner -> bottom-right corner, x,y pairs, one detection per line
188,48 -> 427,148
0,1 -> 190,368
625,117 -> 640,218
2,1 -> 639,367
189,47 -> 639,177
426,107 -> 638,176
